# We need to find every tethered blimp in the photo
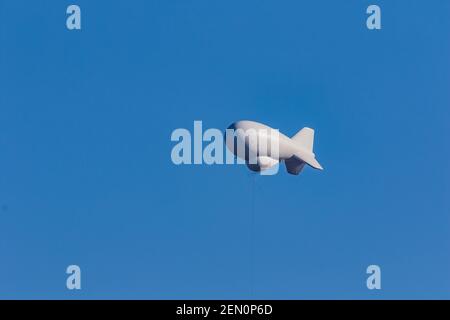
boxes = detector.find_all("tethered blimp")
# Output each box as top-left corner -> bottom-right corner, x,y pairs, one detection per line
225,120 -> 323,175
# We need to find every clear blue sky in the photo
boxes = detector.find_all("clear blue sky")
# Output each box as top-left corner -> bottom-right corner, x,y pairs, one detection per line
1,0 -> 449,299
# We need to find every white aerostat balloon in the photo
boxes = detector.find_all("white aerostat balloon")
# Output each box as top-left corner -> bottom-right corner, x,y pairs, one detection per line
225,120 -> 323,175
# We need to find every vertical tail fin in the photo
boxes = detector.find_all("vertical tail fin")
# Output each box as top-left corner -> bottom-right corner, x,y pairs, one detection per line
289,127 -> 323,171
291,127 -> 314,151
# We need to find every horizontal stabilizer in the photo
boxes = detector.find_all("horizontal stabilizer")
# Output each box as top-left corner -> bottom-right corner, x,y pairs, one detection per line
285,156 -> 306,175
294,149 -> 323,170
